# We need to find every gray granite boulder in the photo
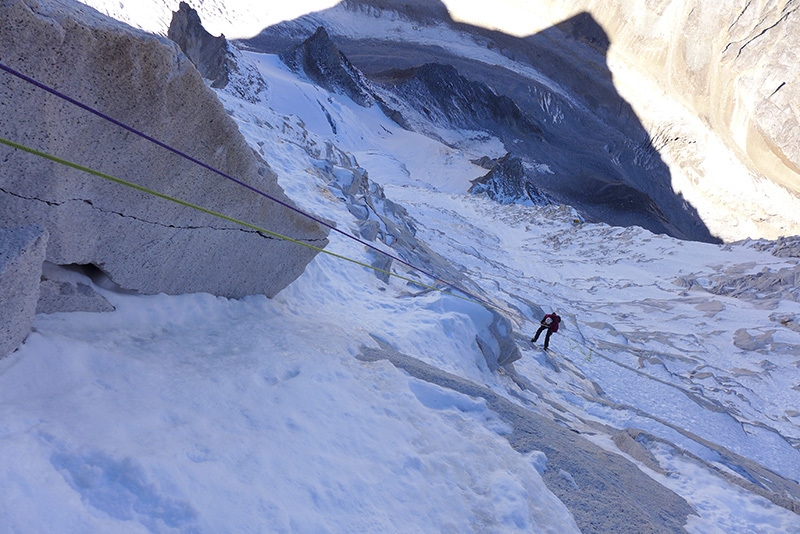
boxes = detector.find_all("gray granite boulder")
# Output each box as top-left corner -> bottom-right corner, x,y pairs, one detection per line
37,279 -> 114,314
0,225 -> 48,357
0,0 -> 328,300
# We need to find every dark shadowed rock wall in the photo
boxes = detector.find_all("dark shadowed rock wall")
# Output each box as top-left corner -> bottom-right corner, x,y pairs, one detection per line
167,1 -> 229,89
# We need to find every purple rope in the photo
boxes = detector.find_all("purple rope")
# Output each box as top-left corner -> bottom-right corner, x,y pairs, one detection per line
0,61 -> 491,307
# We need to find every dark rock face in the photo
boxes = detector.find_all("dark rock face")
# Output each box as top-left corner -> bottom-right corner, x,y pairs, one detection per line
281,26 -> 376,107
168,1 -> 229,88
377,63 -> 543,139
278,26 -> 409,128
168,3 -> 266,103
341,0 -> 451,24
469,154 -> 550,206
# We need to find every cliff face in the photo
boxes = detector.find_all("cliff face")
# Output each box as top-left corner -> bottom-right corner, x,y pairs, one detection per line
468,154 -> 550,206
0,0 -> 328,300
243,5 -> 726,243
536,0 -> 800,199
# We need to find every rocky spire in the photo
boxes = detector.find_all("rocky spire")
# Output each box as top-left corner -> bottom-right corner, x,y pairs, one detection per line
168,2 -> 230,88
280,26 -> 376,107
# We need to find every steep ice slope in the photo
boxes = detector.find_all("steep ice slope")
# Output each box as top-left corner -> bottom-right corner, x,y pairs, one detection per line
221,49 -> 800,521
2,45 -> 798,531
3,5 -> 800,530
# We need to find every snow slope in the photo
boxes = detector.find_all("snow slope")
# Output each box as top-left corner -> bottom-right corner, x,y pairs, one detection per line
2,1 -> 800,532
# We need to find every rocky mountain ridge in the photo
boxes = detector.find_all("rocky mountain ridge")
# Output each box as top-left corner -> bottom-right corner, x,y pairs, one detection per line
281,26 -> 377,108
240,4 -> 722,244
374,62 -> 543,140
468,153 -> 551,206
71,0 -> 800,236
167,1 -> 230,88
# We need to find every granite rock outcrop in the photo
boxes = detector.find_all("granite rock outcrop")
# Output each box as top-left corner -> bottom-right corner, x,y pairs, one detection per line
0,0 -> 329,356
0,225 -> 47,357
167,1 -> 230,89
0,0 -> 328,300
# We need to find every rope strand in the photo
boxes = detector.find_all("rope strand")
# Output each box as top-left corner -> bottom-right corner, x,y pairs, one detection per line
0,61 -> 494,309
0,135 -> 495,309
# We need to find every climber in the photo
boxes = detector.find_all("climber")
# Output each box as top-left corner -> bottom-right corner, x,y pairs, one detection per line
531,311 -> 561,351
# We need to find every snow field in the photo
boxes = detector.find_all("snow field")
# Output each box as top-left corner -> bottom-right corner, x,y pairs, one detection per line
1,273 -> 579,532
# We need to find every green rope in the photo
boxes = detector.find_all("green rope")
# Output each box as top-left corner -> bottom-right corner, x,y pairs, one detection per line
0,135 -> 490,307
